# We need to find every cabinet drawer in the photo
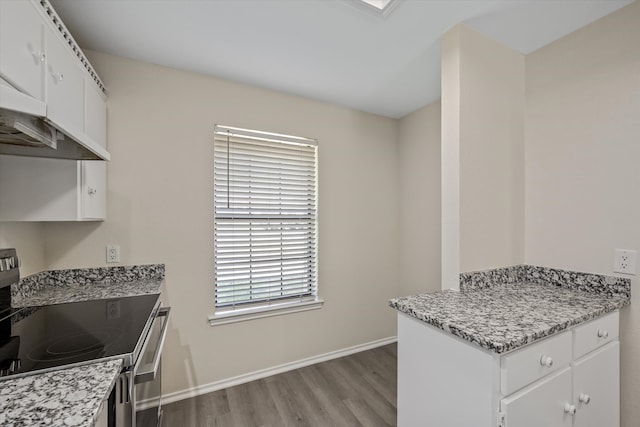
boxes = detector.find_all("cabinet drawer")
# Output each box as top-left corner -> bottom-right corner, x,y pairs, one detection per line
573,311 -> 618,360
501,331 -> 571,395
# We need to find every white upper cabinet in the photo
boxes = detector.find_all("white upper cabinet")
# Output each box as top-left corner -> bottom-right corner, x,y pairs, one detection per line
0,0 -> 45,101
85,77 -> 107,149
0,155 -> 106,221
45,25 -> 86,140
0,0 -> 109,160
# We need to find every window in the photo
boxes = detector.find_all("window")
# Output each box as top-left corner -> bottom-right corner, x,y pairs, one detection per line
209,125 -> 321,325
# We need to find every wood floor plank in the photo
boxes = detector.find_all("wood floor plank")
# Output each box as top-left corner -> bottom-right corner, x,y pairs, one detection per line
343,348 -> 397,406
343,396 -> 394,427
298,364 -> 364,426
162,343 -> 397,427
330,357 -> 397,426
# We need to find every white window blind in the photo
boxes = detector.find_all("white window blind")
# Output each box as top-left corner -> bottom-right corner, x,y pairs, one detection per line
213,125 -> 318,311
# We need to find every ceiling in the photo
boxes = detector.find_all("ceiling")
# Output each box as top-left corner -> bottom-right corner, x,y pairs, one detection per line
50,0 -> 632,119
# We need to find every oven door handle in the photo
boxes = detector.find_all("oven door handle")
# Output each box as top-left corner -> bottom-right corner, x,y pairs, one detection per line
135,306 -> 171,384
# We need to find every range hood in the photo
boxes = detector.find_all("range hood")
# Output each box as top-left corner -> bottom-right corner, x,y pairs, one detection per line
0,109 -> 106,160
0,82 -> 109,161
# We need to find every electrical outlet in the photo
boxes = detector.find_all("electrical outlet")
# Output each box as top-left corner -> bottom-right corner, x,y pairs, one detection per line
106,245 -> 120,263
613,248 -> 637,275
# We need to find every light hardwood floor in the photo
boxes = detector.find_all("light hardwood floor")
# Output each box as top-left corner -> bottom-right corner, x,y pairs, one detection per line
162,343 -> 397,427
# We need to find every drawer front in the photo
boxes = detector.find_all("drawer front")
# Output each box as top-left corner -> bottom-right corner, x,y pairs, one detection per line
501,331 -> 572,395
573,311 -> 619,360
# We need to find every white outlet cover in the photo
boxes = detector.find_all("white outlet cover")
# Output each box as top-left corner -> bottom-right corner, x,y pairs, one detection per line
614,248 -> 637,275
106,245 -> 120,263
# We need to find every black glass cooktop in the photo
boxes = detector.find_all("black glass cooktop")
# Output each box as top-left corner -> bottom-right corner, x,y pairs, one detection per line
0,293 -> 160,379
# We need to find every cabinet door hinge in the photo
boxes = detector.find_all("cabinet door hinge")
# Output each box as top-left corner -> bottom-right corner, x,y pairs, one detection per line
497,411 -> 505,427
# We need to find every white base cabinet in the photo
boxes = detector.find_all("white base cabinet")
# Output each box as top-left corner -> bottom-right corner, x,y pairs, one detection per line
397,310 -> 620,427
0,155 -> 106,221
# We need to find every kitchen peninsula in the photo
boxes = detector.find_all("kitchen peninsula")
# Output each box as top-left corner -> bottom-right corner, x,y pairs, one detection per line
390,265 -> 630,427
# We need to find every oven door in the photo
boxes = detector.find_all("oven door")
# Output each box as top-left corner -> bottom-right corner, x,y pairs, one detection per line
135,306 -> 170,427
115,306 -> 170,427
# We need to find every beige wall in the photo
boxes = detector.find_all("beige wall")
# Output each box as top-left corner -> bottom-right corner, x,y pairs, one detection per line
525,2 -> 640,425
41,51 -> 400,396
0,223 -> 44,276
441,28 -> 462,289
441,24 -> 525,285
398,101 -> 441,296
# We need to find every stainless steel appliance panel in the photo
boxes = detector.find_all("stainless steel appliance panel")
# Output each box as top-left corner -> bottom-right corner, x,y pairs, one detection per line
116,306 -> 170,427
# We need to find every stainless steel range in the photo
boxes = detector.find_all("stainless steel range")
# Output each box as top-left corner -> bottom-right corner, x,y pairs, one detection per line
0,248 -> 170,427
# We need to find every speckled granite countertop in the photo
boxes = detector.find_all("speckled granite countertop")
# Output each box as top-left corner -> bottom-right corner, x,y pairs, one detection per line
390,265 -> 631,354
12,279 -> 163,308
12,264 -> 164,307
0,359 -> 122,427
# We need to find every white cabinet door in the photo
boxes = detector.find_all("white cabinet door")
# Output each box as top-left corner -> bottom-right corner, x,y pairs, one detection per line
573,342 -> 619,427
0,0 -> 44,100
0,155 -> 105,221
502,367 -> 573,427
45,26 -> 85,138
85,79 -> 107,149
81,160 -> 106,219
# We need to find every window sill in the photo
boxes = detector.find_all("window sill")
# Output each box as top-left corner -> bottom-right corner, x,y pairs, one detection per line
208,298 -> 324,326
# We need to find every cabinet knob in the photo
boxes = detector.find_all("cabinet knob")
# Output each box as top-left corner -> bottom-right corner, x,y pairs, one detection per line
579,393 -> 591,404
51,70 -> 64,82
88,188 -> 97,196
539,355 -> 554,368
32,51 -> 46,62
564,403 -> 577,415
597,329 -> 609,338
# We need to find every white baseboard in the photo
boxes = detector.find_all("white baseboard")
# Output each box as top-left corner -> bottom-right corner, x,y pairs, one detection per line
141,336 -> 397,409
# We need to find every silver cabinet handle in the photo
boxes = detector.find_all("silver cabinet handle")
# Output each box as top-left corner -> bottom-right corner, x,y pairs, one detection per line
564,403 -> 576,415
135,307 -> 171,384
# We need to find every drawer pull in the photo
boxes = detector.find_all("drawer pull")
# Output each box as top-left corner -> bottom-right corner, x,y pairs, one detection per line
540,355 -> 554,367
597,329 -> 609,339
579,393 -> 591,404
564,403 -> 577,415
